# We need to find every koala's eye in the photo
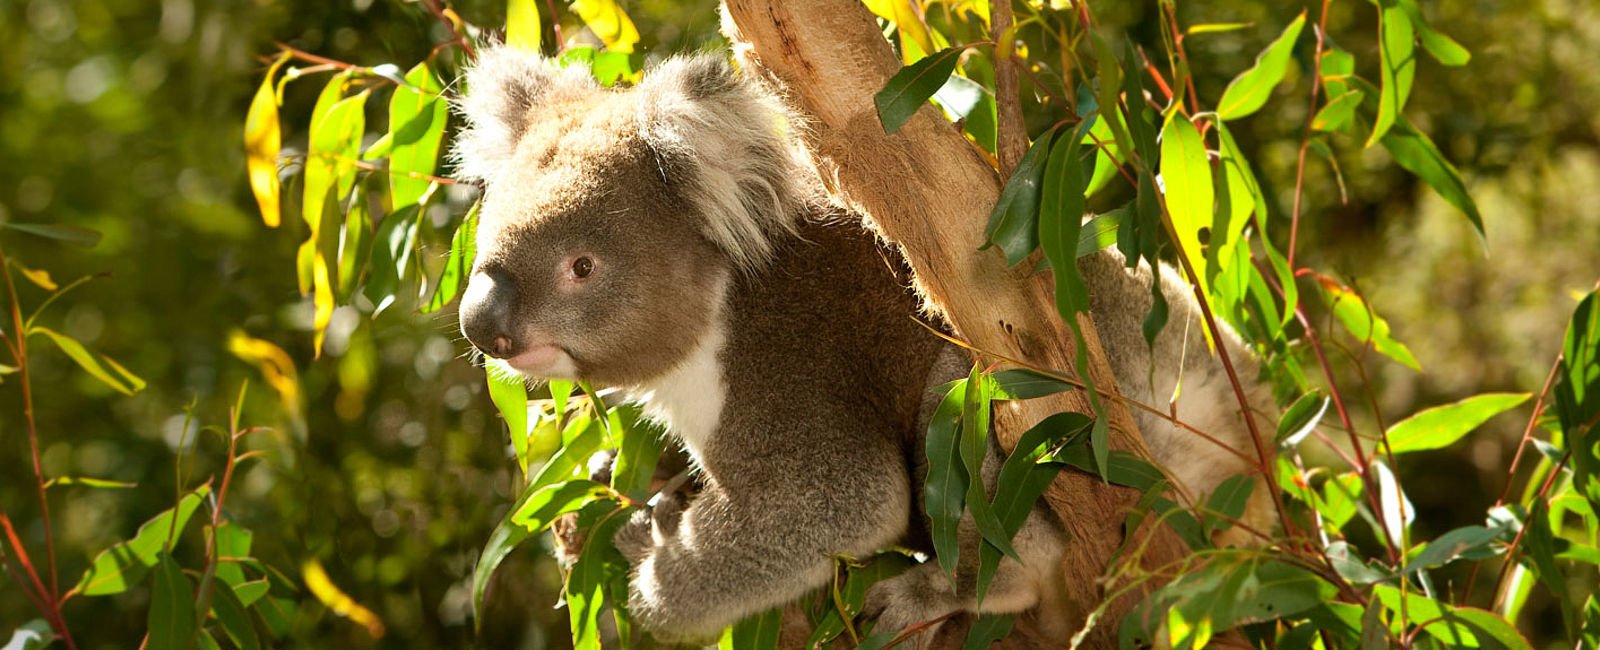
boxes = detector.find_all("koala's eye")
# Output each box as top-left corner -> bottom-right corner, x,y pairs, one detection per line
571,256 -> 595,280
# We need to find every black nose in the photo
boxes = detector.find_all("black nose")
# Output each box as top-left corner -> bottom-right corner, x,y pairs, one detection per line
459,268 -> 521,359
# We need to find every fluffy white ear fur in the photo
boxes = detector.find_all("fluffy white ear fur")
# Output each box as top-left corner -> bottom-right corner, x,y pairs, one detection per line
635,55 -> 809,272
450,46 -> 598,185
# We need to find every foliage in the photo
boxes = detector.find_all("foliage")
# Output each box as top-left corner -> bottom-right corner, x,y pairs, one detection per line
3,0 -> 1599,648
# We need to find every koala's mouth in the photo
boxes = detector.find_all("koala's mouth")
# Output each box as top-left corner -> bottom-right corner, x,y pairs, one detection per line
504,343 -> 580,379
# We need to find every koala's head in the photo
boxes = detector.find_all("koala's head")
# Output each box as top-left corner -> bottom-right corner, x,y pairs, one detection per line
452,47 -> 805,386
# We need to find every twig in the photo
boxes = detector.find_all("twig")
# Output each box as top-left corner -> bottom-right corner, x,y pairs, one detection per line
1288,0 -> 1332,270
420,0 -> 477,59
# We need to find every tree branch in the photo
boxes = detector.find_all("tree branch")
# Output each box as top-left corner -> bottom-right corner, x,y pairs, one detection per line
722,1 -> 1188,642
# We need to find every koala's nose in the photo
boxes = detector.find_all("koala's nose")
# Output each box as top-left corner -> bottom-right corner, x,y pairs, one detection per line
459,268 -> 521,359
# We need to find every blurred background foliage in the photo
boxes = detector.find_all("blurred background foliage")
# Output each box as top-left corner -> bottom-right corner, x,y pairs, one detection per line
0,0 -> 1596,647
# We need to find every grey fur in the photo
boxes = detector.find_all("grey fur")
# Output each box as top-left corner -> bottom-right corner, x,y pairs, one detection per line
454,46 -> 1270,644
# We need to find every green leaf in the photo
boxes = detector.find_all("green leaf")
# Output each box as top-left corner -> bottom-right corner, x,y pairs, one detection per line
875,47 -> 964,134
148,552 -> 198,650
388,63 -> 448,212
1368,2 -> 1415,147
73,485 -> 209,596
1403,525 -> 1502,573
1557,291 -> 1600,515
0,221 -> 103,247
1276,390 -> 1330,448
1327,540 -> 1389,585
509,480 -> 612,532
1160,113 -> 1214,286
363,204 -> 422,316
472,418 -> 605,627
336,182 -> 373,301
1397,0 -> 1470,66
1215,12 -> 1306,121
983,128 -> 1057,266
30,326 -> 145,394
2,620 -> 51,650
1049,444 -> 1164,493
1203,475 -> 1256,537
1385,392 -> 1530,453
608,408 -> 666,498
963,613 -> 1015,649
1127,556 -> 1338,648
975,413 -> 1080,609
302,79 -> 364,238
1449,608 -> 1533,650
809,554 -> 913,646
1316,274 -> 1421,371
1360,598 -> 1390,649
232,579 -> 269,608
1077,209 -> 1123,258
720,607 -> 782,650
422,202 -> 479,314
1523,500 -> 1569,629
1039,119 -> 1094,327
486,366 -> 531,474
1212,122 -> 1262,285
209,575 -> 261,650
958,366 -> 1017,588
209,522 -> 253,587
566,508 -> 630,649
558,47 -> 633,87
1380,118 -> 1484,241
1317,472 -> 1364,532
924,380 -> 971,586
1313,89 -> 1365,133
506,0 -> 543,52
990,368 -> 1074,400
43,476 -> 138,489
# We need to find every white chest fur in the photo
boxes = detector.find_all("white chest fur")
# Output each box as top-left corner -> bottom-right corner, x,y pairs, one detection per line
629,276 -> 730,465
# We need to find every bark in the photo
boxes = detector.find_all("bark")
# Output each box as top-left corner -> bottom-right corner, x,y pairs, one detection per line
722,0 -> 1189,645
990,0 -> 1029,180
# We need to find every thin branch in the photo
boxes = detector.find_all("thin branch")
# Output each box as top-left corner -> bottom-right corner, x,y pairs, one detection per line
1288,1 -> 1332,270
419,0 -> 477,59
991,0 -> 1027,179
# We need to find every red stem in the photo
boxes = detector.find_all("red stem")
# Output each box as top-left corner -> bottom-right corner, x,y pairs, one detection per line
1288,0 -> 1332,270
0,242 -> 64,605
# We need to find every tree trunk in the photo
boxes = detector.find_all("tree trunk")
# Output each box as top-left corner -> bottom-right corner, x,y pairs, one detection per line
722,1 -> 1189,645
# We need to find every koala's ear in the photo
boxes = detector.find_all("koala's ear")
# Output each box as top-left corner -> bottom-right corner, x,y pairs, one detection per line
636,54 -> 808,272
452,46 -> 596,184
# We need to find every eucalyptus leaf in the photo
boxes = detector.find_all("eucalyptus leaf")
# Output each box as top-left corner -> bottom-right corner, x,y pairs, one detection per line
1216,12 -> 1306,120
875,48 -> 965,134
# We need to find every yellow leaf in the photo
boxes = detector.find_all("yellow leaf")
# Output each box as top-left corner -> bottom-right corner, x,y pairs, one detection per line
15,263 -> 57,291
506,0 -> 543,52
863,0 -> 936,65
245,53 -> 290,227
311,252 -> 334,359
570,0 -> 639,53
302,559 -> 385,639
227,330 -> 301,417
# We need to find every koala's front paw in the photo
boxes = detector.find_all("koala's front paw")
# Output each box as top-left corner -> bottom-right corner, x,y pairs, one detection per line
549,512 -> 585,567
863,564 -> 961,642
612,508 -> 654,565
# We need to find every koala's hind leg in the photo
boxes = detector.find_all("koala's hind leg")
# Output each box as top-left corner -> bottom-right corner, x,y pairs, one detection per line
869,427 -> 1069,644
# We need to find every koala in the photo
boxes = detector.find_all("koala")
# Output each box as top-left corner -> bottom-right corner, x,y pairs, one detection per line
452,45 -> 1270,645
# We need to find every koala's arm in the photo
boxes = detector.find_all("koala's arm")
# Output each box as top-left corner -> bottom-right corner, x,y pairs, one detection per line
616,440 -> 911,642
